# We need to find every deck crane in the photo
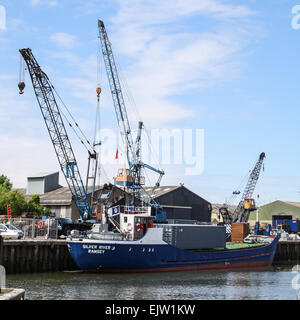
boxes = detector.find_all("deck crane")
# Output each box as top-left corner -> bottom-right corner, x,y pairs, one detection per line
232,152 -> 266,223
18,48 -> 96,222
97,20 -> 166,220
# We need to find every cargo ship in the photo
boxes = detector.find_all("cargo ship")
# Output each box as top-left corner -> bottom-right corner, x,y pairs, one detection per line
67,206 -> 279,273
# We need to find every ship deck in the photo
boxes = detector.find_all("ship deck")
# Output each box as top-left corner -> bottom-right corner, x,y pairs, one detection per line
225,242 -> 265,250
188,241 -> 266,253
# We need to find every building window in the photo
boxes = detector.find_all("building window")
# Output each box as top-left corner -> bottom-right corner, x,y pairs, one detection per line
124,216 -> 128,223
65,207 -> 71,219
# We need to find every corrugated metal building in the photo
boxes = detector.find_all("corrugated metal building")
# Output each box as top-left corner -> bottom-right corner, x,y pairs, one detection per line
18,173 -> 212,222
144,185 -> 212,222
26,172 -> 60,195
248,200 -> 300,224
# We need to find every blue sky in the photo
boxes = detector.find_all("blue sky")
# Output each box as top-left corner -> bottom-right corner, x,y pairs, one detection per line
0,0 -> 300,206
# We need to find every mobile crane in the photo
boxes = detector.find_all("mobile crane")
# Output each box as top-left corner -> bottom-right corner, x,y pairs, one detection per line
219,152 -> 266,225
233,152 -> 265,223
18,49 -> 99,232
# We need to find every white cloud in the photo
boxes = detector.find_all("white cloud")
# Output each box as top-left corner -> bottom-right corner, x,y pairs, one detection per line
103,0 -> 256,125
31,0 -> 58,6
113,0 -> 254,26
48,0 -> 257,128
50,32 -> 78,49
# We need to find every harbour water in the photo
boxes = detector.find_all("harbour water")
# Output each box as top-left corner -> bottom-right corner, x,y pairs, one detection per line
5,265 -> 300,300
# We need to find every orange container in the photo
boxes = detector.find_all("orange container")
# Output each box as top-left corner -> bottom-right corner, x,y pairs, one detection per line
231,222 -> 250,242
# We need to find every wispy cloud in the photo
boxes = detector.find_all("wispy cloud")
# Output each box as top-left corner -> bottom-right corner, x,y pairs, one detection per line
43,0 -> 257,127
101,0 -> 256,125
113,0 -> 254,26
50,32 -> 78,49
30,0 -> 58,6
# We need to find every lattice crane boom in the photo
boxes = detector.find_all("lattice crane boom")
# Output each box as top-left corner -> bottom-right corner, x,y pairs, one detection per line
233,152 -> 265,223
19,48 -> 92,220
98,20 -> 164,218
97,20 -> 165,216
97,20 -> 135,167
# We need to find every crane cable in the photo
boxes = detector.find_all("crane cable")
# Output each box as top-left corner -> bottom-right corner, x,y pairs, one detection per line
50,82 -> 94,153
19,55 -> 25,83
94,44 -> 104,186
227,156 -> 266,206
115,56 -> 164,174
57,104 -> 90,152
226,170 -> 251,205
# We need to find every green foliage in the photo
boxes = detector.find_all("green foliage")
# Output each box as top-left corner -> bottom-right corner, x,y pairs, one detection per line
7,189 -> 28,216
30,194 -> 40,205
0,175 -> 51,217
0,174 -> 12,192
27,194 -> 51,217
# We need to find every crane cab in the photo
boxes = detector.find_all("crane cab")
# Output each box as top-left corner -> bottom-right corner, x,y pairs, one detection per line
243,198 -> 256,211
115,168 -> 133,187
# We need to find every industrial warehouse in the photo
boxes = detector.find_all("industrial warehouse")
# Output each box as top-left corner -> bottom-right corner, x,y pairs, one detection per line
1,2 -> 300,302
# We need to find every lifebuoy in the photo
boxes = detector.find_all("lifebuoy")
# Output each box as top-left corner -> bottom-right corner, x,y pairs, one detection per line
127,223 -> 133,232
37,221 -> 45,229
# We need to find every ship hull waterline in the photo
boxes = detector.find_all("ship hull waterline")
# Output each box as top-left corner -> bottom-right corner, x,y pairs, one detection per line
67,235 -> 279,274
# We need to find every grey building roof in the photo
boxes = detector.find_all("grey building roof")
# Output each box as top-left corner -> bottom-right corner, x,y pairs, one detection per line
16,186 -> 103,206
143,185 -> 181,198
27,171 -> 59,178
17,183 -> 211,208
144,185 -> 212,205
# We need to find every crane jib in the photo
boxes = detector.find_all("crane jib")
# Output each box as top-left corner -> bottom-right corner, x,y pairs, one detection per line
233,152 -> 266,223
97,20 -> 166,219
19,48 -> 92,220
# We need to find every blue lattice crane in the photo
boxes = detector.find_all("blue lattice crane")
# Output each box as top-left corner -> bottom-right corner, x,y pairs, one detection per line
97,20 -> 166,220
18,48 -> 95,221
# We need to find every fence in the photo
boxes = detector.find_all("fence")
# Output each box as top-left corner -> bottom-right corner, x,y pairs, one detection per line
0,217 -> 59,239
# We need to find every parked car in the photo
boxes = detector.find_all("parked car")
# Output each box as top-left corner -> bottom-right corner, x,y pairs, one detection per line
0,223 -> 24,239
287,234 -> 300,241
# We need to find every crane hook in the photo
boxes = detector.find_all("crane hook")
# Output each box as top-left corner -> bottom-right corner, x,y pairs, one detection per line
18,82 -> 25,95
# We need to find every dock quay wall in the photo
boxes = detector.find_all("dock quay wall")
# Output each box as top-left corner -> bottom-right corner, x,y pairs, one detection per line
0,238 -> 300,274
274,240 -> 300,264
0,239 -> 79,274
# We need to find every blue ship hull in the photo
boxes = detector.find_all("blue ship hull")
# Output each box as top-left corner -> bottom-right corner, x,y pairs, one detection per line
67,233 -> 279,273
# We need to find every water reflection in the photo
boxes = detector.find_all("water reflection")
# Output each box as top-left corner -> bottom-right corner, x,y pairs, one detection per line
6,266 -> 298,300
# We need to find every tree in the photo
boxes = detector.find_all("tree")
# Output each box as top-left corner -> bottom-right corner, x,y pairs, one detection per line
6,190 -> 28,216
0,185 -> 9,214
27,194 -> 51,217
0,174 -> 51,217
0,174 -> 12,192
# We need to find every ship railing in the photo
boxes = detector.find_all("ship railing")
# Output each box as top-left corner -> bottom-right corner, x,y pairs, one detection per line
108,216 -> 122,234
89,232 -> 124,241
123,206 -> 148,215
